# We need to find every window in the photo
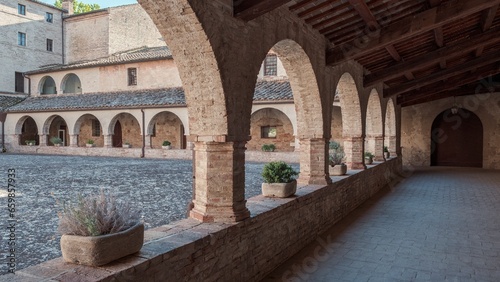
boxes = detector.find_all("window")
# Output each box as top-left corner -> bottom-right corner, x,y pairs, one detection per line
46,39 -> 53,52
18,4 -> 26,15
128,68 -> 137,86
46,12 -> 53,23
15,72 -> 24,93
92,120 -> 101,137
18,32 -> 26,46
261,126 -> 277,138
264,54 -> 277,76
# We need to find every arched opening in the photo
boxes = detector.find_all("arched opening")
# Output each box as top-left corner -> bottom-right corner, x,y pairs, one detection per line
365,89 -> 383,161
17,116 -> 39,145
335,73 -> 363,169
248,108 -> 294,152
45,115 -> 68,146
330,105 -> 343,143
40,76 -> 57,95
109,113 -> 141,148
384,99 -> 397,155
148,111 -> 185,149
62,73 -> 82,94
74,114 -> 103,147
431,108 -> 483,167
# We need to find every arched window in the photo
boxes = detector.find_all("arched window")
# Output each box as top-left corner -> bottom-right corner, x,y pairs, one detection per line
40,76 -> 56,95
62,73 -> 82,94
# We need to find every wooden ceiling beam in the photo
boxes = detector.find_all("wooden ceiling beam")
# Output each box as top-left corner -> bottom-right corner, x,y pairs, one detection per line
396,64 -> 500,102
233,0 -> 292,21
364,26 -> 500,87
480,4 -> 498,31
400,86 -> 500,107
384,50 -> 500,97
326,0 -> 500,66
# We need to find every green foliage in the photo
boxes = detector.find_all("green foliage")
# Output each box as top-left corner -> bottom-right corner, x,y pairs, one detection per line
25,140 -> 36,145
364,152 -> 374,158
384,146 -> 389,152
86,139 -> 94,144
261,144 -> 276,152
54,0 -> 101,14
58,189 -> 141,236
262,161 -> 298,183
329,140 -> 345,166
50,136 -> 62,145
162,140 -> 171,146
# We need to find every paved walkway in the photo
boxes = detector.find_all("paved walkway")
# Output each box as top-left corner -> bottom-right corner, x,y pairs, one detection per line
264,167 -> 500,282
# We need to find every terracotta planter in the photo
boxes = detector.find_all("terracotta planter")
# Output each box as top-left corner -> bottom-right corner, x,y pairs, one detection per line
329,163 -> 347,176
60,223 -> 144,266
262,180 -> 297,198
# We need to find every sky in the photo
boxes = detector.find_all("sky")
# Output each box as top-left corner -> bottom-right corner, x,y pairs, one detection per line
39,0 -> 138,9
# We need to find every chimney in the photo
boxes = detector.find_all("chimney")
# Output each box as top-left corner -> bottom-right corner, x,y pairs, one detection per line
62,0 -> 73,15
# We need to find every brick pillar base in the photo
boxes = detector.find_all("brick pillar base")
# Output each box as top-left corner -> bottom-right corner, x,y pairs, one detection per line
344,136 -> 366,170
387,136 -> 397,157
39,135 -> 48,146
297,138 -> 329,185
189,141 -> 250,223
69,134 -> 78,147
145,135 -> 152,149
372,136 -> 384,161
103,135 -> 113,148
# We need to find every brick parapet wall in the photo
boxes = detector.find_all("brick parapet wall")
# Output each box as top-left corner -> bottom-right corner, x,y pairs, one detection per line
12,158 -> 402,281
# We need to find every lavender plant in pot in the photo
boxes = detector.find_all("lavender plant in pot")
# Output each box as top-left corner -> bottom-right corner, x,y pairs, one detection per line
329,141 -> 347,176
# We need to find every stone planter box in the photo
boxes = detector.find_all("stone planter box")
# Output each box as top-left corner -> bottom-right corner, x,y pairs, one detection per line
54,143 -> 62,147
162,145 -> 171,150
86,143 -> 95,148
384,152 -> 390,159
60,223 -> 144,266
365,157 -> 373,165
329,164 -> 347,176
122,144 -> 131,148
262,180 -> 297,198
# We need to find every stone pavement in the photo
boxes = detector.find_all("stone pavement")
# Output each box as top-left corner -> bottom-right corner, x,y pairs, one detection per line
264,167 -> 500,282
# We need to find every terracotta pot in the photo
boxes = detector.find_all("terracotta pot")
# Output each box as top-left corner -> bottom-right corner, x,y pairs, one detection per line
60,223 -> 144,266
329,163 -> 347,176
262,180 -> 297,198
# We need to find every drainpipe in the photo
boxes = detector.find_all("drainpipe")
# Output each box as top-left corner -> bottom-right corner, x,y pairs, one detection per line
23,73 -> 31,96
141,109 -> 145,158
61,11 -> 65,64
0,113 -> 6,152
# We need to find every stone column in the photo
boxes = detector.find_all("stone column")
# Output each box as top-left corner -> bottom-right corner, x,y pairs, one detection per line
343,136 -> 365,169
367,135 -> 384,161
39,135 -> 48,146
69,134 -> 78,147
103,135 -> 113,148
387,136 -> 397,156
145,135 -> 152,149
297,138 -> 329,185
189,139 -> 250,223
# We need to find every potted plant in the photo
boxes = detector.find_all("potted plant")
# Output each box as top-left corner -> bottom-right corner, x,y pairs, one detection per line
25,140 -> 36,146
261,144 -> 276,152
162,140 -> 171,149
384,146 -> 390,159
329,141 -> 347,176
261,161 -> 298,198
58,189 -> 143,266
122,141 -> 131,148
50,136 -> 63,147
86,139 -> 95,148
364,152 -> 374,165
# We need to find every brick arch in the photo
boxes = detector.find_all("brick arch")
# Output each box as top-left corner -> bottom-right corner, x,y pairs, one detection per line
366,89 -> 383,160
74,114 -> 103,147
138,0 -> 227,136
384,99 -> 397,155
147,111 -> 185,149
270,39 -> 324,138
248,107 -> 295,152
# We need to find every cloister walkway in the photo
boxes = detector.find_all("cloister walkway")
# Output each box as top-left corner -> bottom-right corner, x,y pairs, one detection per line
264,167 -> 500,282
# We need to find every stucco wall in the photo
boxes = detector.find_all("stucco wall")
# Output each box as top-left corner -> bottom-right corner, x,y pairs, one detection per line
401,94 -> 500,170
0,0 -> 63,93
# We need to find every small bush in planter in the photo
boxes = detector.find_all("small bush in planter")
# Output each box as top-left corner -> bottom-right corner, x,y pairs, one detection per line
87,139 -> 94,145
25,140 -> 36,146
383,146 -> 389,153
58,190 -> 144,266
262,161 -> 298,197
329,141 -> 347,176
162,140 -> 171,146
364,152 -> 374,164
262,144 -> 276,152
50,136 -> 63,146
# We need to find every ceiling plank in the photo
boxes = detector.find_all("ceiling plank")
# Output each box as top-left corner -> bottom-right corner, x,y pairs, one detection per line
233,0 -> 292,21
364,26 -> 500,87
326,0 -> 500,66
384,50 -> 500,97
429,0 -> 442,7
395,64 -> 500,102
400,86 -> 500,107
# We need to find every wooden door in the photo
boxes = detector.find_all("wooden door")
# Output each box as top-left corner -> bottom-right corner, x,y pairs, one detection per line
112,121 -> 122,147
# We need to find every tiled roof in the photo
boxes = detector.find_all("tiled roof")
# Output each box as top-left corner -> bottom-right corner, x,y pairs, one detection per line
26,46 -> 173,74
7,80 -> 293,112
0,95 -> 26,112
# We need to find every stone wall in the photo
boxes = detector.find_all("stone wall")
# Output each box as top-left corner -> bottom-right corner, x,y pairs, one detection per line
401,94 -> 500,170
247,108 -> 295,152
150,111 -> 184,149
13,158 -> 402,281
0,0 -> 63,93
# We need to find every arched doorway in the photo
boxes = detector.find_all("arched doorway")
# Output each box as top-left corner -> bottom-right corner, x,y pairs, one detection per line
431,108 -> 483,167
113,121 -> 123,147
17,116 -> 39,145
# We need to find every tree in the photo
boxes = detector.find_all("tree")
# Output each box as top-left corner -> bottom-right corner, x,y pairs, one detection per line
54,0 -> 101,14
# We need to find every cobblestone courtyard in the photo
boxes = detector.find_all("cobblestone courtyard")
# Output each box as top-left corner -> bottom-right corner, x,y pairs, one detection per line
0,154 -> 298,273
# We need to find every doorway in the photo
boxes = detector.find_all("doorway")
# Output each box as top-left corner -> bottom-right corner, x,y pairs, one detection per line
112,121 -> 122,147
